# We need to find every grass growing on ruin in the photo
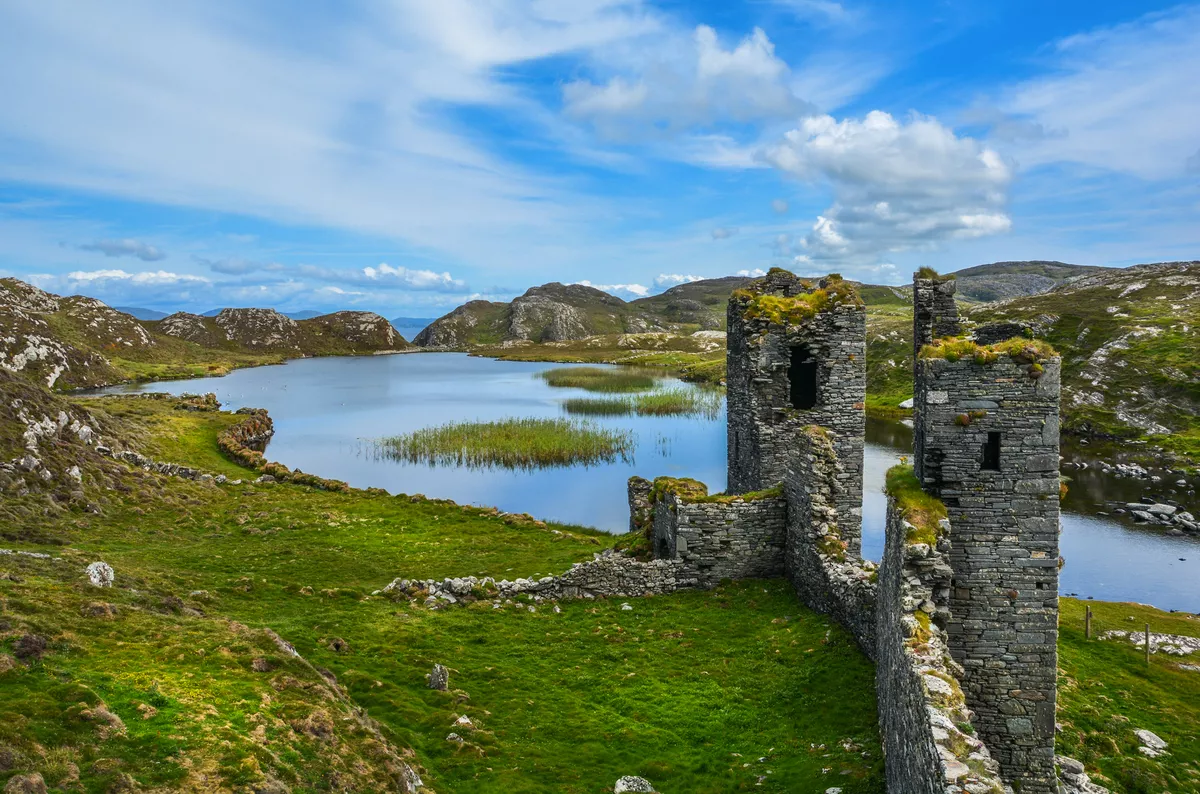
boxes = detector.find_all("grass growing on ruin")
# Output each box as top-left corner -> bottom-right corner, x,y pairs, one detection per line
883,464 -> 947,546
733,274 -> 863,326
378,417 -> 635,470
1057,599 -> 1200,793
539,366 -> 659,392
563,388 -> 723,419
918,335 -> 1057,364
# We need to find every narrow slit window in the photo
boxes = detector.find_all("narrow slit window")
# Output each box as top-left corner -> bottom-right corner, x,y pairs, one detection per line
982,431 -> 1001,471
789,345 -> 818,410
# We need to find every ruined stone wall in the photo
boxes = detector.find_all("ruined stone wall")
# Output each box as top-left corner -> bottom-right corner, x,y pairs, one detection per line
912,275 -> 961,349
781,426 -> 877,655
650,481 -> 787,589
915,352 -> 1061,794
726,271 -> 866,553
875,496 -> 1008,794
627,476 -> 653,535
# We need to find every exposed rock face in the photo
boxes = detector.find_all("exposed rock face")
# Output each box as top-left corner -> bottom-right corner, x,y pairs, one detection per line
158,312 -> 222,346
414,300 -> 506,348
508,293 -> 588,342
303,311 -> 408,351
215,308 -> 301,349
0,279 -> 122,389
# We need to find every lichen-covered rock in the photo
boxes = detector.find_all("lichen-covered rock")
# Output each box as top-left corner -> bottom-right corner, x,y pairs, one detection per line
428,663 -> 449,691
614,776 -> 656,793
301,311 -> 409,352
86,561 -> 115,587
215,308 -> 301,349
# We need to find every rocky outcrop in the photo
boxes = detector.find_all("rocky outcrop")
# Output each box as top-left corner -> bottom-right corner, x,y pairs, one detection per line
302,311 -> 409,351
214,308 -> 301,349
413,300 -> 507,348
158,312 -> 222,347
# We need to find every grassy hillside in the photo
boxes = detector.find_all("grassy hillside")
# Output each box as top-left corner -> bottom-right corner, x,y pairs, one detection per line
969,262 -> 1200,463
0,279 -> 410,391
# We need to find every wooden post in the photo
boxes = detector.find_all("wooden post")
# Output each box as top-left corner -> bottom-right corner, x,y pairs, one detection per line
1145,623 -> 1151,665
1085,606 -> 1092,639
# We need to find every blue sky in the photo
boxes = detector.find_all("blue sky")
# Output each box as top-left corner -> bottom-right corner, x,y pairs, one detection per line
0,0 -> 1197,316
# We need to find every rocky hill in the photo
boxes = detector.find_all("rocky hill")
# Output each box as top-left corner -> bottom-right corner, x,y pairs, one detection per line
951,261 -> 1104,302
968,261 -> 1200,456
0,278 -> 410,390
414,278 -> 748,348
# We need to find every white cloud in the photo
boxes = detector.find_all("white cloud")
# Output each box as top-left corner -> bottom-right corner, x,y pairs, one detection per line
737,268 -> 767,277
0,1 -> 659,273
654,273 -> 703,287
78,238 -> 166,262
362,263 -> 466,291
771,199 -> 789,214
711,227 -> 740,240
763,111 -> 1012,265
574,279 -> 649,298
63,269 -> 210,285
564,25 -> 808,138
994,5 -> 1200,180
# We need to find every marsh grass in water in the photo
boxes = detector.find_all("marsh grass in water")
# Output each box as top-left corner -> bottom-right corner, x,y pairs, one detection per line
540,366 -> 658,392
563,388 -> 723,419
377,417 -> 634,470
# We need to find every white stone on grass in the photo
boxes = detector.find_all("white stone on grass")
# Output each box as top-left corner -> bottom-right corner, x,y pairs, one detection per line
85,561 -> 114,587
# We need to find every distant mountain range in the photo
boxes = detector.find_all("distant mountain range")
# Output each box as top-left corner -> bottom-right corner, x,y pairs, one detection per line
114,306 -> 169,321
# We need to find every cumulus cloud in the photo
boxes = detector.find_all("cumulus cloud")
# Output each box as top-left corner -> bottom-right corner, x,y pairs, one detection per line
195,256 -> 284,275
711,227 -> 740,240
771,199 -> 789,214
762,111 -> 1011,265
574,280 -> 649,298
654,273 -> 703,287
564,25 -> 808,138
362,263 -> 466,291
79,238 -> 166,262
737,268 -> 767,277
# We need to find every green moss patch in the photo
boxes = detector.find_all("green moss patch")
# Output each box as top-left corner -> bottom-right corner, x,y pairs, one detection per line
733,275 -> 863,326
884,465 -> 948,546
919,336 -> 1057,367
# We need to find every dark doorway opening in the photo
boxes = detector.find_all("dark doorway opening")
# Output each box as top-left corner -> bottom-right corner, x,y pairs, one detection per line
789,345 -> 818,410
982,431 -> 1001,471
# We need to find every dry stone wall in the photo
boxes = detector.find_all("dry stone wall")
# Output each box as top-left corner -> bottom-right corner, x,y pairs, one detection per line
875,498 -> 1008,794
914,351 -> 1061,793
649,480 -> 787,588
913,275 -> 961,349
780,426 -> 877,654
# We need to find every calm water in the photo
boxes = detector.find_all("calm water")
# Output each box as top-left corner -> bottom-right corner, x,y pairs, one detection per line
95,353 -> 1198,612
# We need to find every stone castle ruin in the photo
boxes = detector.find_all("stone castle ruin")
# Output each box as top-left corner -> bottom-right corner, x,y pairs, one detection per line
628,267 -> 1065,794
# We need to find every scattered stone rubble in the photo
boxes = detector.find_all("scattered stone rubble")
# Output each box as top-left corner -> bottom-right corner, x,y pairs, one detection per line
1098,629 -> 1200,656
379,549 -> 683,607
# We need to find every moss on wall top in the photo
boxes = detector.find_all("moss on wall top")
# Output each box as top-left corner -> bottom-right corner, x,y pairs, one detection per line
885,464 -> 949,547
918,336 -> 1057,365
731,273 -> 864,326
649,476 -> 782,505
915,266 -> 956,282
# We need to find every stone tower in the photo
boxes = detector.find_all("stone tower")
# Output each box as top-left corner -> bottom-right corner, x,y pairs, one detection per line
726,268 -> 866,554
912,276 -> 1061,794
912,270 -> 962,349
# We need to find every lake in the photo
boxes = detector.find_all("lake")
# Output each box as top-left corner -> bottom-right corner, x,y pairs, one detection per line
95,353 -> 1199,612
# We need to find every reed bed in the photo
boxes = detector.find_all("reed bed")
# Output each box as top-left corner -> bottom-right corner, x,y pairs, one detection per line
378,418 -> 634,470
539,366 -> 658,393
562,388 -> 723,419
